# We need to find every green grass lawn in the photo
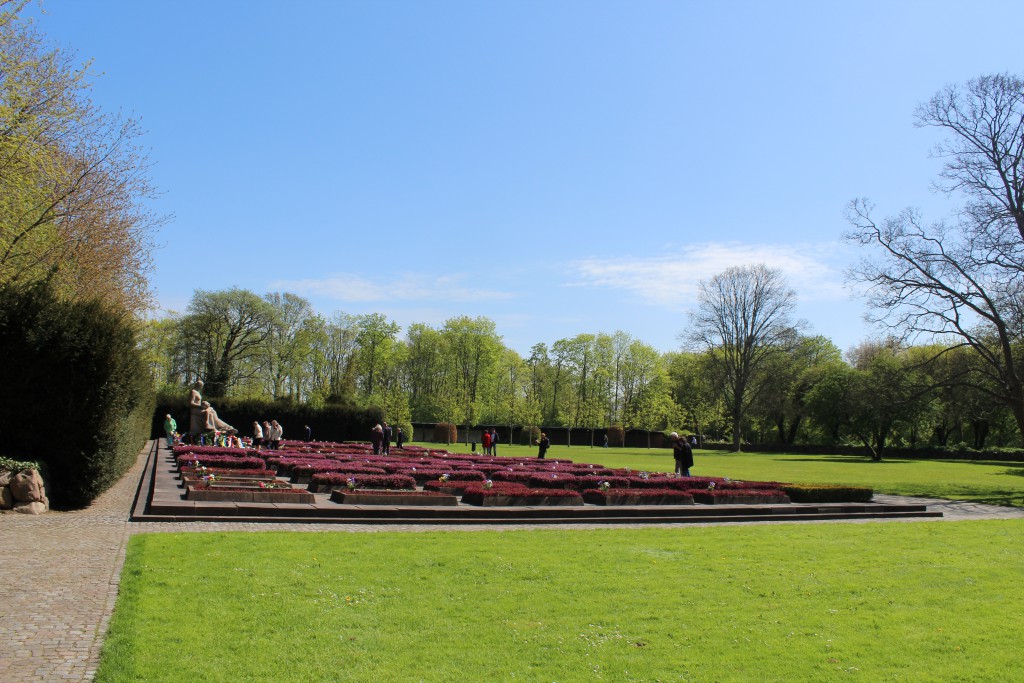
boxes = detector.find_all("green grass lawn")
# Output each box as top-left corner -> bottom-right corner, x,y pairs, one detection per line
424,442 -> 1024,507
98,521 -> 1024,682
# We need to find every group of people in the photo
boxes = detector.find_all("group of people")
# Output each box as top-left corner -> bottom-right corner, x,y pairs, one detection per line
251,419 -> 284,450
369,421 -> 404,455
670,432 -> 695,476
168,380 -> 244,446
480,428 -> 500,455
162,380 -> 289,450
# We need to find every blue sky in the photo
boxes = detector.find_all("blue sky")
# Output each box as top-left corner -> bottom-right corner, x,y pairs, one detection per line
26,0 -> 1024,355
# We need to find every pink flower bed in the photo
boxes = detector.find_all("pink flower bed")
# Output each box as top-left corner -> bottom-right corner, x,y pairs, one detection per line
395,469 -> 488,484
582,489 -> 695,505
422,480 -> 480,494
179,467 -> 269,477
687,489 -> 790,504
572,475 -> 633,490
291,463 -> 388,477
176,454 -> 266,470
173,445 -> 250,457
307,473 -> 417,492
460,482 -> 583,506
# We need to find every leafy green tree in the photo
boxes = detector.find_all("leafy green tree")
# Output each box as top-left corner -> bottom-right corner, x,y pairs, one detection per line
685,264 -> 799,451
666,350 -> 726,443
176,288 -> 275,397
404,322 -> 451,421
0,3 -> 163,313
353,313 -> 400,398
845,341 -> 937,460
262,292 -> 317,401
442,316 -> 502,441
750,335 -> 843,445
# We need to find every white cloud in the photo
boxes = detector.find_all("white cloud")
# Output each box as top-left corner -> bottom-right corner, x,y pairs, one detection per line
569,241 -> 853,309
268,272 -> 516,304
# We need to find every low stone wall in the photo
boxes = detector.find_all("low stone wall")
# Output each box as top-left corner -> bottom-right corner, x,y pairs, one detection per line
0,469 -> 49,514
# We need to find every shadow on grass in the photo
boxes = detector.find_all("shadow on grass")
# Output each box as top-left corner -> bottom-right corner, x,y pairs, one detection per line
958,491 -> 1024,507
778,457 -> 914,464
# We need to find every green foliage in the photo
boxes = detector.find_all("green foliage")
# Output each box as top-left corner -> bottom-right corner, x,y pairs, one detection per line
0,282 -> 154,507
519,425 -> 540,445
433,422 -> 458,444
0,455 -> 40,472
606,424 -> 625,447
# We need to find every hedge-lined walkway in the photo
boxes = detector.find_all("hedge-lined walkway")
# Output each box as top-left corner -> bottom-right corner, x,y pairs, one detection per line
3,443 -> 1024,682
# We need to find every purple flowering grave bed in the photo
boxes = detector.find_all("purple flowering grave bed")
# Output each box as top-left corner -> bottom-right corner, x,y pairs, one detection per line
186,485 -> 316,504
582,489 -> 696,506
329,489 -> 458,506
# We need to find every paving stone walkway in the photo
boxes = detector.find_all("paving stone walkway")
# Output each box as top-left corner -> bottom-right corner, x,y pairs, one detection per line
3,442 -> 1023,682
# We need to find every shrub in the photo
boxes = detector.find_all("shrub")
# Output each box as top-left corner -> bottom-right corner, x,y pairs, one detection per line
780,484 -> 873,503
433,422 -> 458,444
606,425 -> 625,447
0,282 -> 154,508
307,473 -> 417,490
520,426 -> 540,446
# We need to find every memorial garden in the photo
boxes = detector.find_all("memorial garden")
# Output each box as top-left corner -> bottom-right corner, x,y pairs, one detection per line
3,3 -> 1024,680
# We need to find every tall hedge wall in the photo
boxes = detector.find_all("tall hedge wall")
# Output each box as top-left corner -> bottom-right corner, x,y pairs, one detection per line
0,283 -> 155,508
153,397 -> 383,445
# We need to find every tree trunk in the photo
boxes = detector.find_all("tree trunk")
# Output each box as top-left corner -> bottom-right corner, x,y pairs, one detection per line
731,415 -> 742,452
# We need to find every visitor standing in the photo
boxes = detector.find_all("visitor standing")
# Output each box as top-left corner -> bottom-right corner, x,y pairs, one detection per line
304,424 -> 312,442
481,428 -> 491,456
602,434 -> 609,448
270,420 -> 283,449
382,421 -> 392,455
371,424 -> 383,454
537,432 -> 550,459
252,421 -> 263,449
163,414 -> 177,449
490,428 -> 499,456
395,426 -> 405,449
671,432 -> 694,477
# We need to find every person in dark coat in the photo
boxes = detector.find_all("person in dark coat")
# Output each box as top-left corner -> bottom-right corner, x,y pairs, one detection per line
671,432 -> 694,476
537,432 -> 550,459
490,428 -> 499,456
382,421 -> 392,455
395,427 -> 405,449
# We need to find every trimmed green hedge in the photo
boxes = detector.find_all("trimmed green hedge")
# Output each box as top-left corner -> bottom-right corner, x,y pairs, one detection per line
0,283 -> 154,508
781,484 -> 874,503
153,397 -> 383,445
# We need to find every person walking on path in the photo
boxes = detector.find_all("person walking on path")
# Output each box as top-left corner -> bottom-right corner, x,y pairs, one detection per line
163,414 -> 177,449
537,432 -> 550,459
671,432 -> 694,476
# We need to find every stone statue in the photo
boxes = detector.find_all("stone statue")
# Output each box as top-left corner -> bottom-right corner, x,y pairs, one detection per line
187,380 -> 205,435
202,400 -> 234,433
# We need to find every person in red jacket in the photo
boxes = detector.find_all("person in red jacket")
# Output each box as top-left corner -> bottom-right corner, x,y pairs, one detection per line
481,428 -> 492,455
